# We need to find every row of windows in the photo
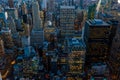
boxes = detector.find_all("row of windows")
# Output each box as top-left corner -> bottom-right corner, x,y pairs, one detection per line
69,65 -> 83,71
60,15 -> 75,17
60,9 -> 75,12
60,19 -> 74,22
60,24 -> 74,27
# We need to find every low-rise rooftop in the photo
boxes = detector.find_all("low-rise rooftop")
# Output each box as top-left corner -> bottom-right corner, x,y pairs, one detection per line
87,19 -> 110,26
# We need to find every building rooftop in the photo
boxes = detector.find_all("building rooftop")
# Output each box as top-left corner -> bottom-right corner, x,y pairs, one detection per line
67,38 -> 86,51
5,8 -> 16,11
87,19 -> 110,26
1,27 -> 11,33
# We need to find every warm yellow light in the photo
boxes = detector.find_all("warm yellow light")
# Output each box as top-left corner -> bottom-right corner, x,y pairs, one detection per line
11,60 -> 16,65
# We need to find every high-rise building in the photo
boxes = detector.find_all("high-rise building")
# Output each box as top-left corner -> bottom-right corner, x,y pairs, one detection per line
8,0 -> 14,8
31,1 -> 44,46
42,0 -> 47,10
0,38 -> 5,56
110,22 -> 120,80
5,8 -> 18,20
0,12 -> 6,29
47,0 -> 55,12
0,5 -> 3,13
80,0 -> 83,9
7,17 -> 17,34
67,38 -> 86,77
1,27 -> 14,49
30,30 -> 44,46
84,19 -> 111,63
32,1 -> 42,30
44,27 -> 56,41
60,6 -> 75,37
21,2 -> 27,15
75,8 -> 84,31
88,4 -> 96,19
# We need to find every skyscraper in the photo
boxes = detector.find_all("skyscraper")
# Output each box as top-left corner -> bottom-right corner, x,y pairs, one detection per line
31,1 -> 44,46
21,2 -> 27,15
84,19 -> 111,63
47,0 -> 55,12
32,1 -> 42,30
1,27 -> 14,49
8,0 -> 14,8
5,8 -> 18,20
0,38 -> 5,55
67,38 -> 86,77
80,0 -> 83,9
88,4 -> 96,19
7,17 -> 16,34
0,12 -> 6,28
110,22 -> 120,79
60,6 -> 75,37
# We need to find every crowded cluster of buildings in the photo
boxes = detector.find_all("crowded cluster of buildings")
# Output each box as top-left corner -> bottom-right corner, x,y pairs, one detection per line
0,0 -> 120,80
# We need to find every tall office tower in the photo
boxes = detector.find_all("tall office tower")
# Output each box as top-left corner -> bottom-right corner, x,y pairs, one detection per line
30,30 -> 44,46
22,23 -> 30,37
8,0 -> 14,8
21,2 -> 27,15
31,1 -> 44,46
0,5 -> 3,13
60,6 -> 75,38
67,38 -> 86,78
27,14 -> 33,30
7,17 -> 16,34
0,13 -> 6,29
44,27 -> 56,41
37,0 -> 42,10
41,0 -> 47,10
0,38 -> 5,56
5,8 -> 18,20
108,20 -> 118,46
1,27 -> 14,49
47,0 -> 55,12
80,0 -> 83,9
84,19 -> 111,63
75,9 -> 84,31
88,4 -> 96,19
110,23 -> 120,80
32,1 -> 42,30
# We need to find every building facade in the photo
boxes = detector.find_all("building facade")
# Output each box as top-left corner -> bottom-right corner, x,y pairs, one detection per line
67,38 -> 86,77
0,38 -> 4,56
110,22 -> 120,79
1,27 -> 14,49
32,1 -> 42,30
31,1 -> 44,47
59,6 -> 75,38
84,19 -> 111,63
8,0 -> 14,8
